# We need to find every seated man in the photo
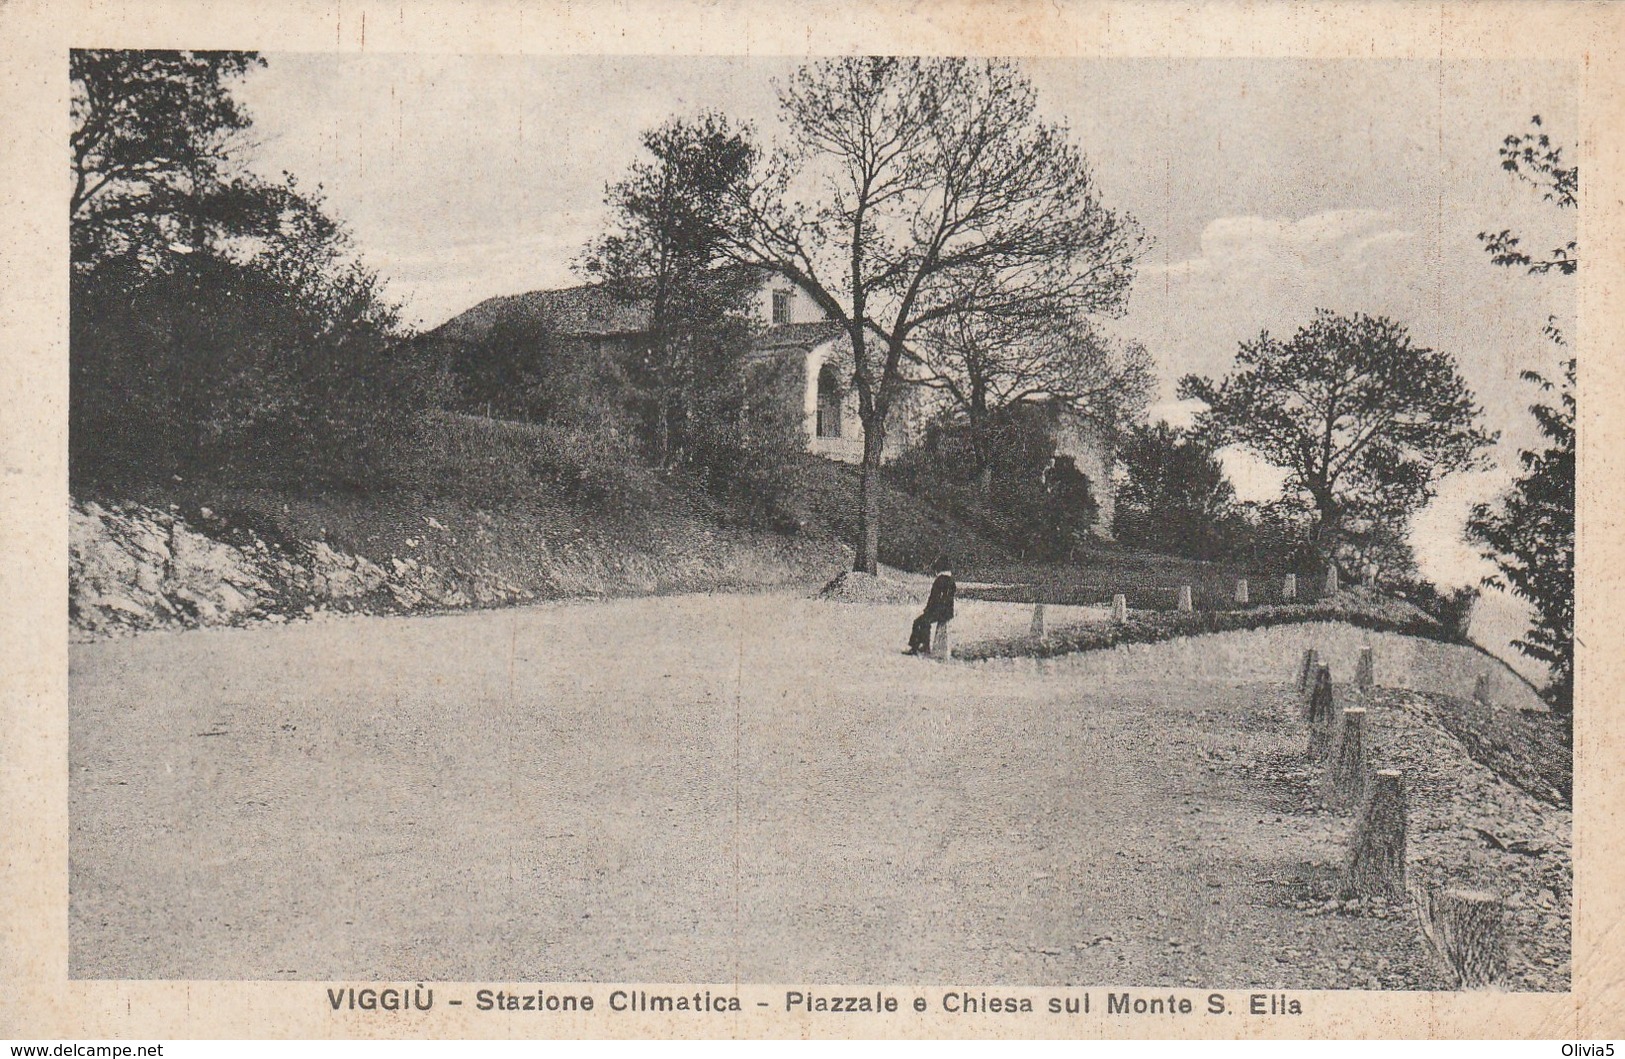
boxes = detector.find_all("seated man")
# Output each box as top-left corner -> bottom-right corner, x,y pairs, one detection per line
907,558 -> 956,655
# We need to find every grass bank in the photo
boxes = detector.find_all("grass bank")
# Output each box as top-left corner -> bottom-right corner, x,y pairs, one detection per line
955,587 -> 1453,662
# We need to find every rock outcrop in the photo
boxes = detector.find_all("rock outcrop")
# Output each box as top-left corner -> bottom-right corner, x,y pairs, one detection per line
69,500 -> 517,639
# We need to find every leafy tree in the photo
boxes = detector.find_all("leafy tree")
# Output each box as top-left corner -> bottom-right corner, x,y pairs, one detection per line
1476,115 -> 1578,276
580,114 -> 762,468
1226,498 -> 1321,576
439,313 -> 560,419
680,327 -> 807,527
915,307 -> 1151,487
1113,422 -> 1236,560
1469,117 -> 1577,710
71,50 -> 269,269
72,182 -> 424,490
70,51 -> 424,491
1179,311 -> 1495,571
1334,496 -> 1420,582
727,57 -> 1141,573
892,404 -> 1098,559
1467,357 -> 1573,706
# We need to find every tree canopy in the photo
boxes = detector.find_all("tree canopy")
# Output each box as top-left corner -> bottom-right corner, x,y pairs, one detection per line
71,50 -> 273,268
1468,354 -> 1574,706
1476,115 -> 1578,277
1179,310 -> 1495,572
579,114 -> 762,468
1113,422 -> 1236,560
70,50 -> 423,490
1468,115 -> 1577,710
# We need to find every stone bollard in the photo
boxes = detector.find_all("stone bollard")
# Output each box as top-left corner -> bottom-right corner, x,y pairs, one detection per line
1472,672 -> 1492,707
1283,573 -> 1297,601
1322,707 -> 1368,811
1177,585 -> 1193,613
1235,579 -> 1249,605
1298,648 -> 1319,691
1341,769 -> 1407,902
1415,888 -> 1508,988
1363,562 -> 1378,587
1325,566 -> 1340,595
1356,646 -> 1374,688
932,620 -> 952,661
1307,666 -> 1336,758
1111,594 -> 1128,623
1029,602 -> 1046,638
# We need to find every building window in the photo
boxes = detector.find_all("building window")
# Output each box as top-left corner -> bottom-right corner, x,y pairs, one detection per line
816,365 -> 842,439
772,289 -> 792,325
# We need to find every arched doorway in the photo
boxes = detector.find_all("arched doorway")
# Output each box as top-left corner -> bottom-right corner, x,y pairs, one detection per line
816,364 -> 843,439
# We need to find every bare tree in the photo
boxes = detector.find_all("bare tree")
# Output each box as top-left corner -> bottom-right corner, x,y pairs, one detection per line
726,57 -> 1141,573
915,307 -> 1152,487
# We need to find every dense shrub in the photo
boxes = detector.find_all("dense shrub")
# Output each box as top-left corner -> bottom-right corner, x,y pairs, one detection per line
1224,498 -> 1324,578
1388,578 -> 1480,642
891,406 -> 1101,560
433,317 -> 620,428
1113,421 -> 1234,560
407,412 -> 661,517
71,250 -> 433,493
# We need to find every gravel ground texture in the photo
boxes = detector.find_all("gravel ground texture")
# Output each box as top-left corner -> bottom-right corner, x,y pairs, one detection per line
69,591 -> 1568,988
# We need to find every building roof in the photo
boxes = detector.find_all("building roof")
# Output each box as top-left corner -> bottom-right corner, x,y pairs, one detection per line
432,277 -> 852,356
751,320 -> 846,352
430,282 -> 651,344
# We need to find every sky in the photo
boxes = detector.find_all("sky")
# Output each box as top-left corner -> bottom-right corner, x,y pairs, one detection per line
231,54 -> 1576,598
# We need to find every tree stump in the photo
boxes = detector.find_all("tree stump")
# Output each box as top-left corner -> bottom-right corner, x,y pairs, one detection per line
1415,887 -> 1507,988
1356,646 -> 1374,688
1029,602 -> 1046,638
1321,707 -> 1368,810
1111,594 -> 1128,623
1235,579 -> 1249,605
1177,585 -> 1193,613
1324,566 -> 1340,594
1340,768 -> 1406,901
1298,648 -> 1319,691
1306,666 -> 1336,758
1283,573 -> 1297,601
932,620 -> 951,661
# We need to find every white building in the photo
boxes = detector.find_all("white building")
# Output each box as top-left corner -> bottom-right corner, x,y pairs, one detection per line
435,270 -> 1116,528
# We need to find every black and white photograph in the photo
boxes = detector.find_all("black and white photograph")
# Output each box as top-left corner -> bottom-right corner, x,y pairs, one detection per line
6,0 -> 1619,1041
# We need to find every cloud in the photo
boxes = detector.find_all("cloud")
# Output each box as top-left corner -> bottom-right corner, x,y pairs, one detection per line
1143,209 -> 1415,284
1122,208 -> 1438,423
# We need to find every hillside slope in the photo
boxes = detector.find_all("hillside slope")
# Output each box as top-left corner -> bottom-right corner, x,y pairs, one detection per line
69,413 -> 1017,639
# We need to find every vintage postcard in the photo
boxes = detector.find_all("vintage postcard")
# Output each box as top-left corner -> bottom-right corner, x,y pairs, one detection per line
2,0 -> 1622,1041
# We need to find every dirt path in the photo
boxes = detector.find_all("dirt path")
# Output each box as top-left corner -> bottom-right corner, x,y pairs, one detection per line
70,591 -> 1447,985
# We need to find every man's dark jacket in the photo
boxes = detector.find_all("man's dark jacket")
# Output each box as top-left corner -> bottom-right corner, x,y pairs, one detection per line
923,572 -> 956,623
